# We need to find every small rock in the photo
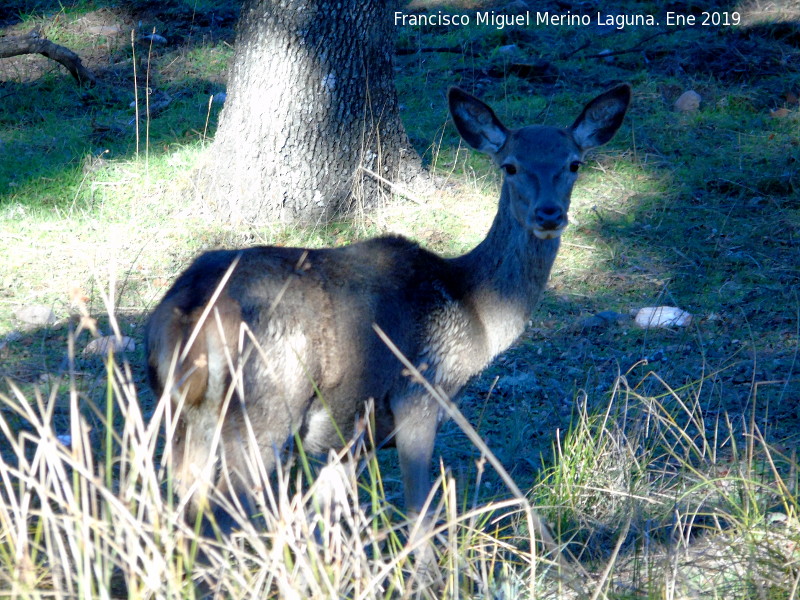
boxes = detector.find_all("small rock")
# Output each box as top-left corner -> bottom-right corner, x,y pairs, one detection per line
598,49 -> 614,63
635,306 -> 692,329
768,512 -> 788,526
86,24 -> 123,36
83,336 -> 136,356
675,90 -> 701,112
497,44 -> 522,58
15,305 -> 57,326
581,310 -> 626,329
769,107 -> 791,118
139,32 -> 167,45
0,331 -> 21,351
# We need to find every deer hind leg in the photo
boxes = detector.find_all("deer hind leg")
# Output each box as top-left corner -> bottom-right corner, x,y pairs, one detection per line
174,390 -> 283,535
170,397 -> 226,522
207,327 -> 323,529
155,298 -> 246,528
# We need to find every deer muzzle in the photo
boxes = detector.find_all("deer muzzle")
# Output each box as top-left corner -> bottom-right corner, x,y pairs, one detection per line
532,204 -> 567,238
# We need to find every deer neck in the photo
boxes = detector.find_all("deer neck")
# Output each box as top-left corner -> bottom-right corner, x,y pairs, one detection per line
451,188 -> 560,361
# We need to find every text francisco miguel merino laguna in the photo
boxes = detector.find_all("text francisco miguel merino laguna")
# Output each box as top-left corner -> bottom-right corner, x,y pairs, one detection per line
393,10 -> 732,30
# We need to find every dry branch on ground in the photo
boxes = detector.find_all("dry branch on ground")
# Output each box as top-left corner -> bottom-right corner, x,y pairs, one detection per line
0,28 -> 96,86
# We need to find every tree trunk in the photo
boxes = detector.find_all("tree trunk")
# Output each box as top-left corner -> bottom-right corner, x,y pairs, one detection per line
199,0 -> 419,225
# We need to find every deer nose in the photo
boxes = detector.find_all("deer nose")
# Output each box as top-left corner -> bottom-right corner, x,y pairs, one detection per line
534,205 -> 564,229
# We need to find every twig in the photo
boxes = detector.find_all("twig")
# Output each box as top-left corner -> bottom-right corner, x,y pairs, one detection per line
359,166 -> 425,205
559,40 -> 591,60
581,28 -> 682,59
0,28 -> 96,86
396,46 -> 478,58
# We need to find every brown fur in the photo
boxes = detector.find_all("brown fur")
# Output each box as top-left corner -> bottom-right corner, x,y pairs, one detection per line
145,85 -> 631,521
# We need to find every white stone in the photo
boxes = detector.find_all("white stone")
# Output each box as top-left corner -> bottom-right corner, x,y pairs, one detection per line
83,336 -> 136,356
635,306 -> 692,329
675,90 -> 701,112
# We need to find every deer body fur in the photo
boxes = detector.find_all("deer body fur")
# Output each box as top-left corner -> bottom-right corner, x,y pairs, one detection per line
145,84 -> 631,520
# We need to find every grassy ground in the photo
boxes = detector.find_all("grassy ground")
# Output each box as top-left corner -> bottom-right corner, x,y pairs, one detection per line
1,0 -> 799,597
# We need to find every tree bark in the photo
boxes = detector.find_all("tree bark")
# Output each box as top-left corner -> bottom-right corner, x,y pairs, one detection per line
198,0 -> 420,225
0,29 -> 96,87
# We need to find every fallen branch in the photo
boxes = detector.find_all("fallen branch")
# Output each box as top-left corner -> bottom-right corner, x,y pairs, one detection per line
396,46 -> 478,58
580,29 -> 681,59
359,166 -> 425,205
0,28 -> 96,86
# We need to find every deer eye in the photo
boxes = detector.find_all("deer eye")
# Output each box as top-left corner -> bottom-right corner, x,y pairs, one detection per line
501,164 -> 517,175
569,161 -> 583,173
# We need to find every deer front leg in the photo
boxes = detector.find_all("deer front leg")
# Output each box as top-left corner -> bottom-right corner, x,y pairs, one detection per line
392,393 -> 440,516
392,392 -> 442,578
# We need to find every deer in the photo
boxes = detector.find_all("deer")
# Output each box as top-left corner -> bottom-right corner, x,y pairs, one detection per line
145,84 -> 631,530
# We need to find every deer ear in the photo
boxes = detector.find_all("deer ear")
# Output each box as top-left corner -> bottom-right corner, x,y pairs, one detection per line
570,84 -> 631,152
448,87 -> 508,154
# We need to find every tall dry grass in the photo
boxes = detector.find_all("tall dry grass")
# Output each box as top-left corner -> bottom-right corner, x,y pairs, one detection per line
1,299 -> 798,599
